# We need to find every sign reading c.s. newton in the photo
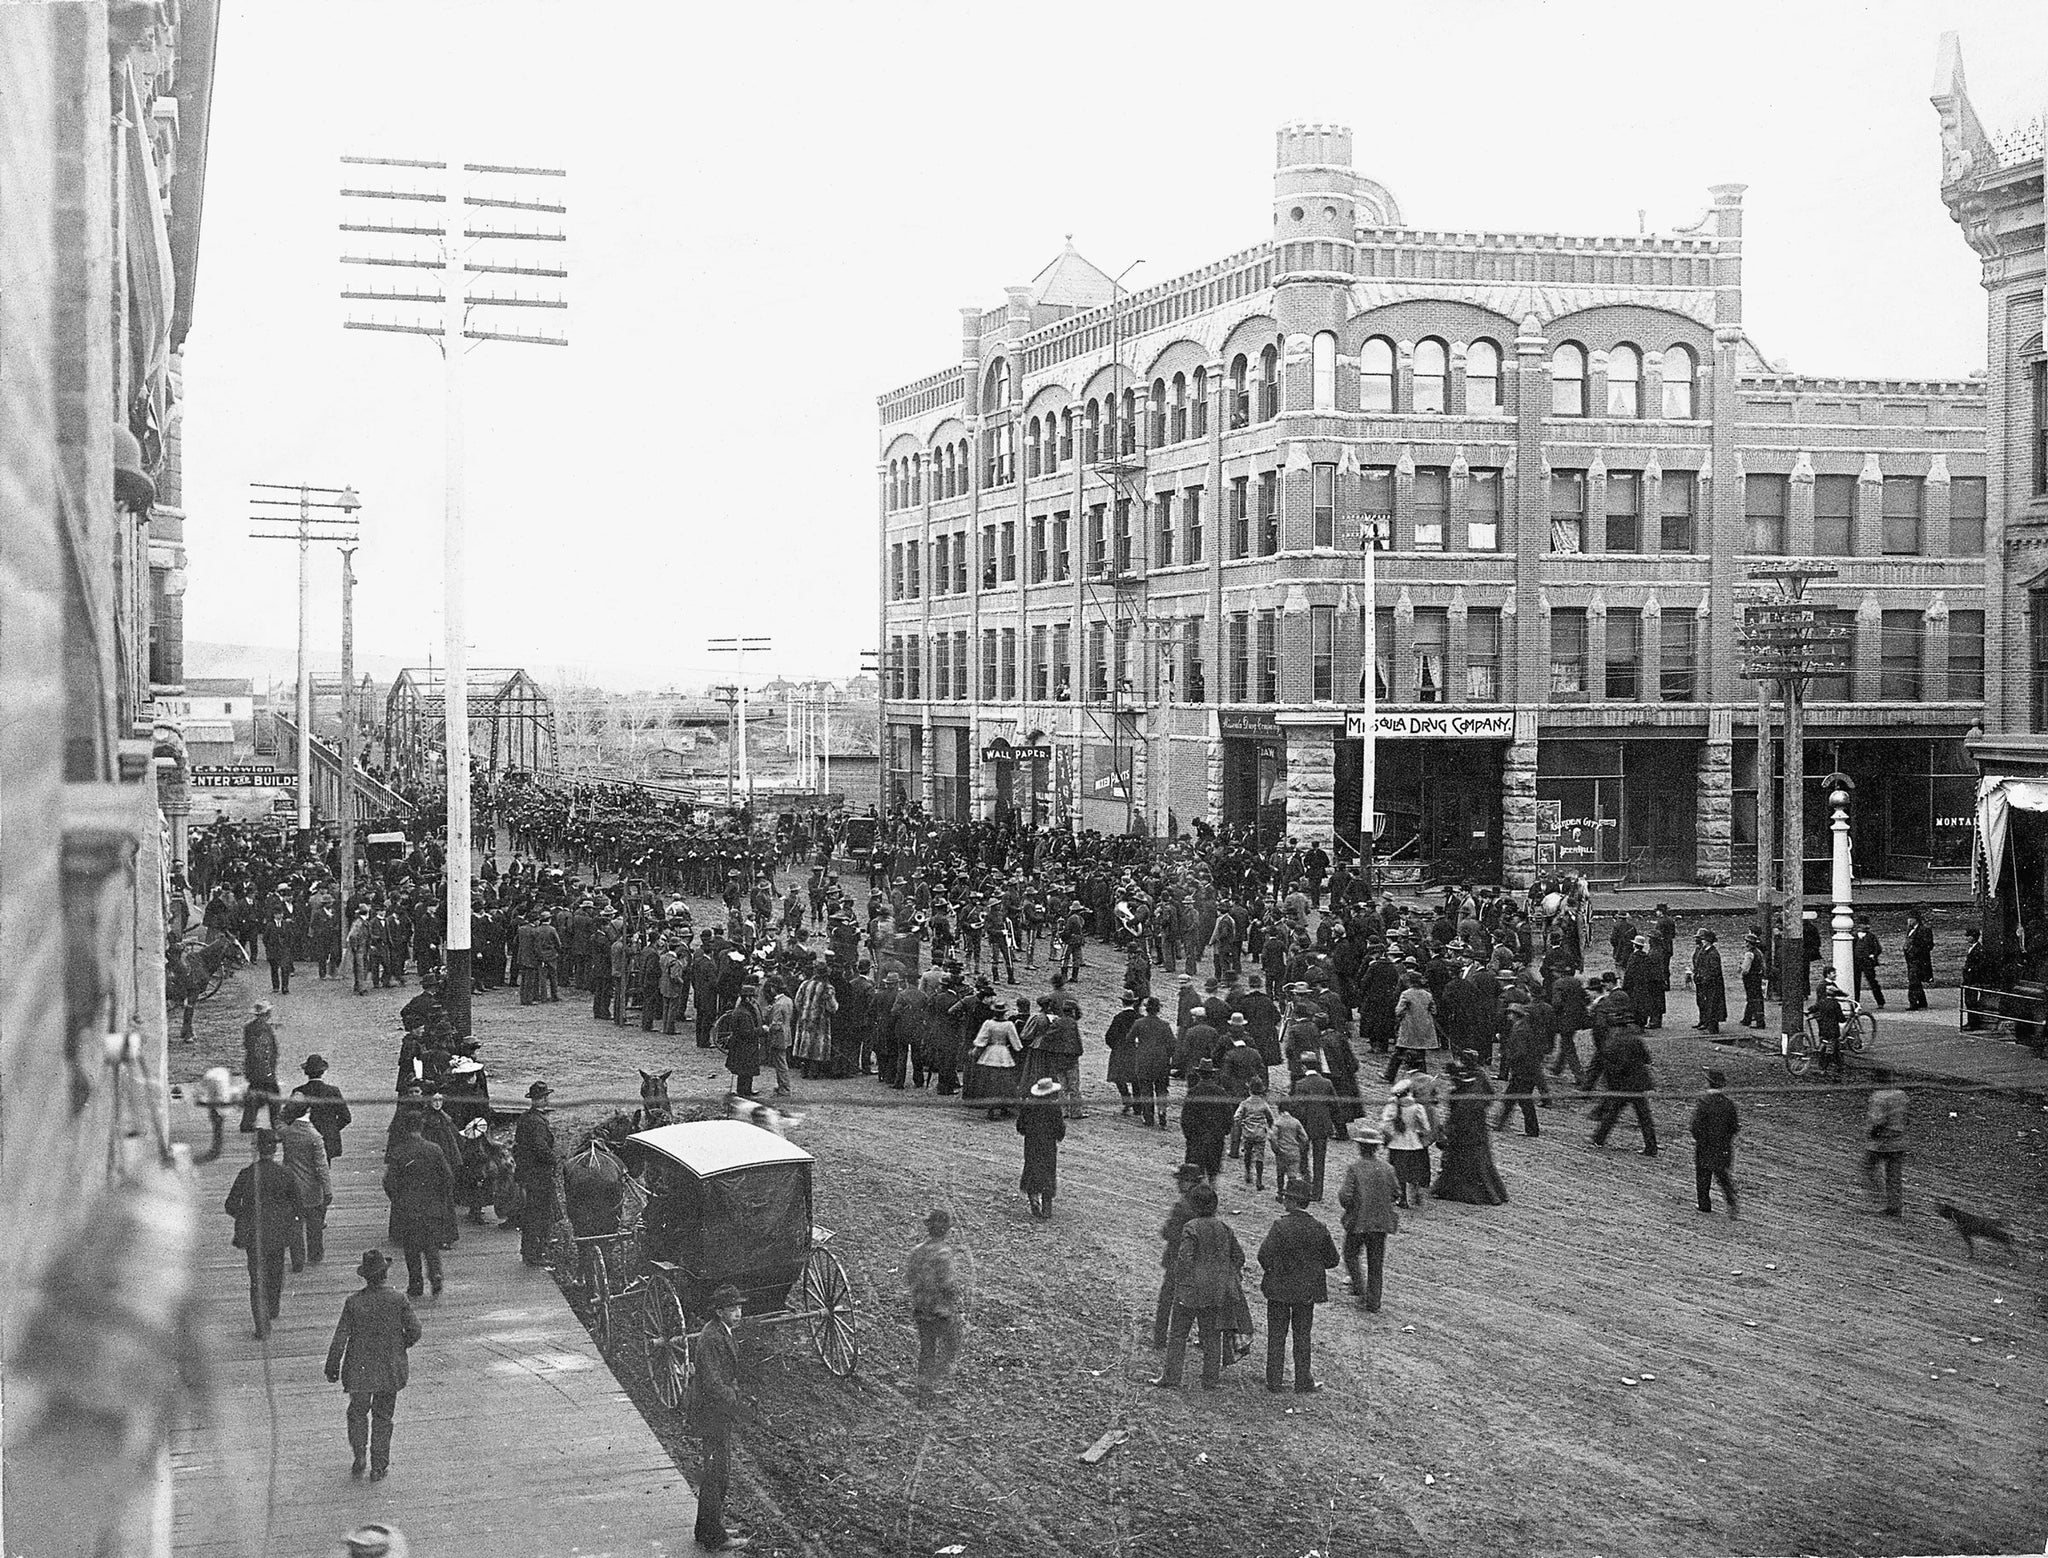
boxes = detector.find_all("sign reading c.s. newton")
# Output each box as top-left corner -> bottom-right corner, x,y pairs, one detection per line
1344,710 -> 1515,740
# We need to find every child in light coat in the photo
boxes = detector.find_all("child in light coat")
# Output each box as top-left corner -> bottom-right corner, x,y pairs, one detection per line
1232,1079 -> 1280,1191
1268,1105 -> 1309,1203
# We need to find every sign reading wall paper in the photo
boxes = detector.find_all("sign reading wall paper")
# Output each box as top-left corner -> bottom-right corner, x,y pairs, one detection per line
1344,711 -> 1515,740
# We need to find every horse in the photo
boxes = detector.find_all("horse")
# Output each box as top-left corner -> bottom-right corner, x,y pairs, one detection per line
564,1112 -> 647,1240
632,1068 -> 673,1132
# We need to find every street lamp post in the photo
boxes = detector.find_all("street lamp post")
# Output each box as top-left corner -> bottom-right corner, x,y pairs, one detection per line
1826,773 -> 1856,993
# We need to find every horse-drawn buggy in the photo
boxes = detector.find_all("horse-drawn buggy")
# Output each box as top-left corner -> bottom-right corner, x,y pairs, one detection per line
561,1118 -> 858,1408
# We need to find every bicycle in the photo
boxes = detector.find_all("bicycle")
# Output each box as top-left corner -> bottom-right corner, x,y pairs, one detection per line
1784,996 -> 1875,1079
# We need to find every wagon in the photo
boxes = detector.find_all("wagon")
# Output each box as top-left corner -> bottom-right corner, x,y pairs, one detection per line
627,1120 -> 858,1410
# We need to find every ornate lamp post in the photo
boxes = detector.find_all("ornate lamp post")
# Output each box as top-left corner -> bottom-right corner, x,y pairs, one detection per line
1825,771 -> 1856,993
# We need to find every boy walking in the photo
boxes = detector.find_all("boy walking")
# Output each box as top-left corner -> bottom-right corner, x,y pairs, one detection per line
1232,1079 -> 1280,1192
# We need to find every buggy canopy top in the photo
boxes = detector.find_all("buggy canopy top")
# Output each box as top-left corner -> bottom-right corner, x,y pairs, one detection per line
628,1119 -> 813,1179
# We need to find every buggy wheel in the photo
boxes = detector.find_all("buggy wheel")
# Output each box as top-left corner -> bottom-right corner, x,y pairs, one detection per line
584,1245 -> 614,1352
801,1247 -> 858,1377
641,1278 -> 693,1411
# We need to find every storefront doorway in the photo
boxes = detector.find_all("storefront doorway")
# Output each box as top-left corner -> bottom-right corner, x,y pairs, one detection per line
1334,739 -> 1504,883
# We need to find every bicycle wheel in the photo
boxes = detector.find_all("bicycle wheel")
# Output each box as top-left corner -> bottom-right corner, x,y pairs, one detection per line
1847,1011 -> 1873,1053
1785,1031 -> 1816,1080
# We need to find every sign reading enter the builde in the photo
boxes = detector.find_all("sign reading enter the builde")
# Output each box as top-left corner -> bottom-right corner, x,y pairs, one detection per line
1346,710 -> 1515,740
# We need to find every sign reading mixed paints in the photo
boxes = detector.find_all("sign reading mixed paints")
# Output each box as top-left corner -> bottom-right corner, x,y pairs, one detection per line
1344,710 -> 1515,740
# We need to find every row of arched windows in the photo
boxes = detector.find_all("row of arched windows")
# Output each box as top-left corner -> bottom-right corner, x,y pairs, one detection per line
1548,342 -> 1695,418
885,440 -> 970,510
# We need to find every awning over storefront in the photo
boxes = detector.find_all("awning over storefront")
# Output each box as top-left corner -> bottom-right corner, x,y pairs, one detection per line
1974,775 -> 2048,896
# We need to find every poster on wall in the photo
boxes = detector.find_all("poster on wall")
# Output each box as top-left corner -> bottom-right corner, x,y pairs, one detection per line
1535,800 -> 1562,839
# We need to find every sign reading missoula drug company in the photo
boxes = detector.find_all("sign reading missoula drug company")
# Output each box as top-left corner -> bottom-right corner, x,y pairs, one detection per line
1344,711 -> 1515,740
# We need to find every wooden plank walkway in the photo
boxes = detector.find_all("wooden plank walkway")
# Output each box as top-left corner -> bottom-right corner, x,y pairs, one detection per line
168,977 -> 691,1557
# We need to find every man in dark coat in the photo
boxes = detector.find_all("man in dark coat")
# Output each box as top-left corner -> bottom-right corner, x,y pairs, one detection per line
1903,909 -> 1935,1010
1336,1125 -> 1400,1310
1287,1062 -> 1339,1200
1180,1062 -> 1236,1179
1688,1067 -> 1740,1216
1587,1024 -> 1658,1155
240,1001 -> 281,1134
512,1080 -> 561,1266
1690,931 -> 1727,1034
1622,935 -> 1666,1030
325,1248 -> 422,1481
725,981 -> 765,1097
514,917 -> 541,1005
1255,1178 -> 1338,1394
383,1113 -> 455,1298
292,1053 -> 352,1159
1852,914 -> 1886,1009
1151,1163 -> 1207,1349
224,1128 -> 300,1339
689,1283 -> 752,1552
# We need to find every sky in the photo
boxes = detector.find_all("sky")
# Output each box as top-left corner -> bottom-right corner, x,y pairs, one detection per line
179,0 -> 2048,694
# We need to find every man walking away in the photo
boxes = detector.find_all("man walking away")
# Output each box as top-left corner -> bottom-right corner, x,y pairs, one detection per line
1336,1124 -> 1400,1310
1903,908 -> 1934,1011
1256,1178 -> 1337,1394
1861,1068 -> 1908,1217
325,1249 -> 422,1482
1689,1068 -> 1740,1216
1152,1164 -> 1207,1349
1151,1182 -> 1243,1392
293,1053 -> 352,1159
689,1283 -> 753,1552
240,1001 -> 281,1134
1586,1023 -> 1658,1156
903,1207 -> 964,1407
1852,914 -> 1885,1009
224,1129 -> 299,1339
279,1101 -> 332,1268
382,1113 -> 454,1299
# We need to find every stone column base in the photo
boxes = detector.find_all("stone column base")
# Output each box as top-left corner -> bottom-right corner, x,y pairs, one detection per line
1502,713 -> 1539,889
1283,724 -> 1337,847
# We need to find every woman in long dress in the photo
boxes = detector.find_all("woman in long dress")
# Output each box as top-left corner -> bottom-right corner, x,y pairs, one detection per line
1017,1076 -> 1066,1218
1431,1051 -> 1509,1205
969,999 -> 1026,1120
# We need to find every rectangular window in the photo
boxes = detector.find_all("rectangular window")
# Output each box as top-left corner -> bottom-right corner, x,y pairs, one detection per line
911,633 -> 927,699
1183,617 -> 1205,704
1808,609 -> 1854,702
1659,613 -> 1697,702
1414,467 -> 1448,552
1310,605 -> 1335,701
1155,492 -> 1175,567
1549,607 -> 1589,698
906,542 -> 920,598
1228,613 -> 1250,703
1466,608 -> 1502,701
1549,471 -> 1586,554
1085,506 -> 1105,576
1373,608 -> 1393,701
1114,621 -> 1133,696
1230,476 -> 1250,558
1113,499 -> 1133,573
935,634 -> 951,700
1000,627 -> 1017,699
981,524 -> 998,589
1030,625 -> 1048,700
1659,473 -> 1695,552
1052,513 -> 1070,582
1087,623 -> 1108,701
1951,476 -> 1986,555
2035,360 -> 2048,496
930,535 -> 947,596
890,543 -> 903,601
1881,476 -> 1923,556
1413,607 -> 1448,703
1604,608 -> 1642,699
1000,520 -> 1017,582
1362,467 -> 1394,551
1880,609 -> 1922,699
1256,611 -> 1279,702
1605,470 -> 1641,552
1745,474 -> 1787,554
1257,471 -> 1279,555
1052,623 -> 1071,700
1814,474 -> 1856,555
889,635 -> 904,699
1184,487 -> 1203,563
1949,608 -> 1985,700
981,629 -> 998,700
1313,462 -> 1337,547
953,533 -> 967,594
1467,469 -> 1501,551
1030,517 -> 1047,583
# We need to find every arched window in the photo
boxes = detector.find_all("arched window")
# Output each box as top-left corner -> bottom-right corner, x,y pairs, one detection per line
1258,342 -> 1280,420
984,357 -> 1010,413
1059,408 -> 1073,462
959,440 -> 969,492
911,453 -> 922,504
1192,366 -> 1209,436
1120,388 -> 1137,454
1550,343 -> 1586,416
1413,338 -> 1448,414
1170,372 -> 1188,441
1607,344 -> 1641,417
1662,345 -> 1697,419
886,460 -> 897,509
1360,337 -> 1395,412
1312,331 -> 1337,411
1084,399 -> 1101,464
1466,340 -> 1502,416
1150,378 -> 1167,446
1025,417 -> 1042,478
1228,354 -> 1249,429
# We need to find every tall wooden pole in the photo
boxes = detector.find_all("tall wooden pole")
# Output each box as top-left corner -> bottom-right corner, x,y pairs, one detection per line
340,545 -> 358,907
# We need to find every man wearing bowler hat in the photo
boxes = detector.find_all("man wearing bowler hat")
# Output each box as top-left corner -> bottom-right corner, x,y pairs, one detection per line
1255,1176 -> 1338,1394
512,1080 -> 560,1267
690,1282 -> 752,1551
325,1249 -> 422,1482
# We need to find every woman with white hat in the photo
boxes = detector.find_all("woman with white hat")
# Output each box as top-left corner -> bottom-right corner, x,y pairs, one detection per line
1016,1077 -> 1066,1218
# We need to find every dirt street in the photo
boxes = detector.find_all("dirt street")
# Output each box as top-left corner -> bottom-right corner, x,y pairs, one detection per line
171,906 -> 2047,1558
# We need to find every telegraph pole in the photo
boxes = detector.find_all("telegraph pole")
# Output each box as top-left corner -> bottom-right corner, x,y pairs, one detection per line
341,154 -> 568,1037
713,684 -> 740,806
708,637 -> 771,808
339,542 -> 359,906
249,482 -> 360,834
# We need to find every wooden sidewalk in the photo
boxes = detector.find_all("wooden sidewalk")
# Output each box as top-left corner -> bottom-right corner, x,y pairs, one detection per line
168,996 -> 691,1556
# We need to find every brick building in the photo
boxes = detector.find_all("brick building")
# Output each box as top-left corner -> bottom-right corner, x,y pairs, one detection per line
878,123 -> 1987,887
1934,35 -> 2045,968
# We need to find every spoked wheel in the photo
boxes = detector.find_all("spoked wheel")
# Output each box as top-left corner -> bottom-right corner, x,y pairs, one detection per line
546,1216 -> 578,1279
800,1246 -> 858,1377
642,1278 -> 693,1410
1847,1011 -> 1874,1053
1785,1033 -> 1816,1080
583,1244 -> 614,1352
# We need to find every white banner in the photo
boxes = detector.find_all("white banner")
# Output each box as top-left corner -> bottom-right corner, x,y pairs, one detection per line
1345,710 -> 1515,740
